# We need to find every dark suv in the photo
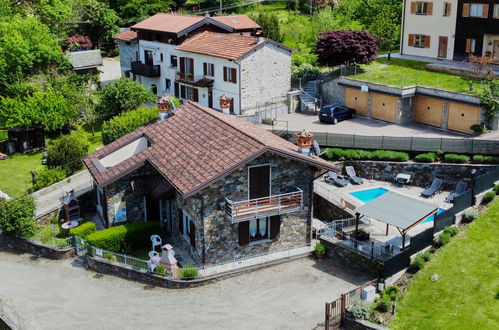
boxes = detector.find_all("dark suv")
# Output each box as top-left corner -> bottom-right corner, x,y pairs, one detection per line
319,104 -> 356,124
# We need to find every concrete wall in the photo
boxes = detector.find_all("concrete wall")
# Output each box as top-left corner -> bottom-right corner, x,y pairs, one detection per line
0,234 -> 75,260
118,40 -> 138,75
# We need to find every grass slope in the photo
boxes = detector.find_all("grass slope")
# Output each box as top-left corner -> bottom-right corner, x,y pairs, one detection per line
390,199 -> 499,330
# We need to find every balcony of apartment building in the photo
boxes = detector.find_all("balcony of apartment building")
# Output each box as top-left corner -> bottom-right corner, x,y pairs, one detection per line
131,50 -> 160,77
175,57 -> 214,88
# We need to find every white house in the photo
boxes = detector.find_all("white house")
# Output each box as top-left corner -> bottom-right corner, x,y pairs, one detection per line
114,13 -> 292,115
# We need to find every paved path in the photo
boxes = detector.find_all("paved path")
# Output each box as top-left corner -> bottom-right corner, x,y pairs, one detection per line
32,170 -> 93,218
0,250 -> 371,330
99,57 -> 121,87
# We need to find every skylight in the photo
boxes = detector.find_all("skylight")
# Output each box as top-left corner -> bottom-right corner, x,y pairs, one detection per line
95,136 -> 149,171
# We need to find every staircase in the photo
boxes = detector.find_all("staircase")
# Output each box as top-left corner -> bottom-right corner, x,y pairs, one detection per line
300,80 -> 320,115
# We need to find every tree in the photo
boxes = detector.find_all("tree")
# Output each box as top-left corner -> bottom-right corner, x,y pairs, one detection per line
464,54 -> 494,91
67,34 -> 93,51
479,83 -> 499,129
0,195 -> 37,237
80,0 -> 119,47
97,78 -> 156,120
46,133 -> 89,173
313,30 -> 378,67
253,12 -> 283,43
116,0 -> 175,25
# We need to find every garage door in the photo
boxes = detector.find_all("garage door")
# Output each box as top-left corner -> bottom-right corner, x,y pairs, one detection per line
371,93 -> 398,123
344,87 -> 368,116
414,96 -> 443,127
447,102 -> 480,134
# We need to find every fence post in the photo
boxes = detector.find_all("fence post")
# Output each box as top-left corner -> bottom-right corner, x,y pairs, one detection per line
74,236 -> 78,254
341,293 -> 346,320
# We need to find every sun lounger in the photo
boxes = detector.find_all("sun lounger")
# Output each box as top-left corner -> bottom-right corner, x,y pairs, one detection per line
421,178 -> 443,198
345,166 -> 364,184
325,171 -> 349,187
445,181 -> 468,203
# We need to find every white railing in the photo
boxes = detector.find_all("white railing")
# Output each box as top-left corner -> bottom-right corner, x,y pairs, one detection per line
29,234 -> 74,249
225,188 -> 303,223
87,245 -> 150,271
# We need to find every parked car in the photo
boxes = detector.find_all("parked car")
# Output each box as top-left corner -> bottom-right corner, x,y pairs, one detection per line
319,104 -> 356,124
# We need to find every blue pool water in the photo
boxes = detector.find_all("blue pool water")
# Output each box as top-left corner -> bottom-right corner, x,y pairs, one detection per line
422,208 -> 445,223
349,187 -> 389,203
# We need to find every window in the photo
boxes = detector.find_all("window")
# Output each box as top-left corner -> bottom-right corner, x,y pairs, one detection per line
470,4 -> 484,17
144,50 -> 153,65
466,38 -> 476,53
414,34 -> 426,48
203,62 -> 215,77
180,85 -> 199,102
443,2 -> 451,16
184,57 -> 194,74
416,2 -> 427,14
181,211 -> 195,248
170,55 -> 178,68
223,67 -> 237,83
250,218 -> 269,242
160,53 -> 163,62
494,4 -> 499,19
238,216 -> 281,246
165,78 -> 171,91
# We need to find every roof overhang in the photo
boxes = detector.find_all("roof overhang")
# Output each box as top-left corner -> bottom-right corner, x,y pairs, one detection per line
177,17 -> 234,37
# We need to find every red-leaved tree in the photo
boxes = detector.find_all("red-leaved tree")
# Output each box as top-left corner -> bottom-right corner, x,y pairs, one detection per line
313,30 -> 378,67
67,35 -> 93,51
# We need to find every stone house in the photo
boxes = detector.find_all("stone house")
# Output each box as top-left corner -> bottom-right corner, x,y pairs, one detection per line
113,13 -> 292,116
84,102 -> 339,266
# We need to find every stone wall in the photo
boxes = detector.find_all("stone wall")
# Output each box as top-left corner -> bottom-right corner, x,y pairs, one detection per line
118,40 -> 138,75
343,315 -> 389,330
345,161 -> 495,190
313,193 -> 352,222
0,234 -> 75,260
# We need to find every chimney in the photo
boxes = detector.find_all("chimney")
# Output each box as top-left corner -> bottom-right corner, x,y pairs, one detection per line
156,95 -> 171,121
296,130 -> 313,155
219,94 -> 232,114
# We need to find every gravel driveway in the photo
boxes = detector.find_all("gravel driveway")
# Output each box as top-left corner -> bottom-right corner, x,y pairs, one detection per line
0,251 -> 371,330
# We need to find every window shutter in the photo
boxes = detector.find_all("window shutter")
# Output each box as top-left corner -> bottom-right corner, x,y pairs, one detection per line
424,35 -> 431,48
193,88 -> 199,102
482,4 -> 489,18
410,2 -> 417,14
408,34 -> 415,46
180,85 -> 186,98
238,221 -> 249,246
189,58 -> 194,74
465,39 -> 471,52
174,82 -> 179,97
462,3 -> 470,17
189,221 -> 195,248
447,3 -> 452,16
178,209 -> 184,233
223,67 -> 228,81
180,57 -> 185,73
269,216 -> 281,241
231,68 -> 237,83
427,2 -> 433,15
203,63 -> 207,75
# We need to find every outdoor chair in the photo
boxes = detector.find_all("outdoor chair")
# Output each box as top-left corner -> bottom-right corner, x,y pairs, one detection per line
345,166 -> 364,184
325,171 -> 348,187
148,250 -> 160,259
445,181 -> 468,203
421,178 -> 443,198
150,235 -> 162,252
147,260 -> 157,272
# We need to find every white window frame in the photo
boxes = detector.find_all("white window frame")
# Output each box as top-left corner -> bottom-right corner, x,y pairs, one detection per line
414,34 -> 426,48
470,4 -> 484,17
205,62 -> 215,77
469,39 -> 476,53
185,86 -> 193,100
416,1 -> 428,15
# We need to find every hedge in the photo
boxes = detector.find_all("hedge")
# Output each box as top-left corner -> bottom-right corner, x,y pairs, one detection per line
86,221 -> 161,252
324,148 -> 409,162
414,152 -> 438,163
443,154 -> 470,164
0,195 -> 37,237
69,222 -> 96,239
472,155 -> 499,164
102,107 -> 158,145
33,167 -> 68,191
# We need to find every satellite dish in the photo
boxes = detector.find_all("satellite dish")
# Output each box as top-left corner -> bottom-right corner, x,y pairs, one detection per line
313,140 -> 323,156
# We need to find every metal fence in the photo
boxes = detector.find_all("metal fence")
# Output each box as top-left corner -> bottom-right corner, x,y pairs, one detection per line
86,244 -> 150,271
29,234 -> 74,249
285,131 -> 499,155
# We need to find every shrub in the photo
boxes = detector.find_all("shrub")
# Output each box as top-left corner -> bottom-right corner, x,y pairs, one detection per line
462,209 -> 479,222
371,150 -> 409,162
154,264 -> 167,276
104,253 -> 117,262
33,167 -> 68,191
314,242 -> 326,255
374,296 -> 391,313
86,222 -> 161,252
381,286 -> 400,301
470,124 -> 485,133
420,250 -> 432,262
351,299 -> 371,320
437,232 -> 451,246
414,152 -> 438,163
323,148 -> 409,161
69,222 -> 96,239
0,195 -> 37,237
351,229 -> 370,240
472,155 -> 499,164
493,184 -> 499,195
46,133 -> 89,173
178,265 -> 199,278
481,191 -> 496,204
410,255 -> 426,270
443,154 -> 470,164
102,107 -> 157,145
443,226 -> 459,237
291,63 -> 321,80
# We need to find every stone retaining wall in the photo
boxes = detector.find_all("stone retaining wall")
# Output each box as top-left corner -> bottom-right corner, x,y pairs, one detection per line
0,234 -> 75,260
313,193 -> 352,222
343,314 -> 389,330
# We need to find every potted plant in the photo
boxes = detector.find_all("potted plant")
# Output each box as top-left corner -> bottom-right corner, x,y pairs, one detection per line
470,124 -> 486,136
315,242 -> 326,259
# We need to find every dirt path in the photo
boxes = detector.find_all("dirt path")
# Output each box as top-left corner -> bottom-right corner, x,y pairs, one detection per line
0,250 -> 370,330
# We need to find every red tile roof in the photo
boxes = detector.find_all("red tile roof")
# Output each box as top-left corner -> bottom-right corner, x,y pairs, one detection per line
212,15 -> 260,30
131,13 -> 204,33
84,102 -> 339,197
114,29 -> 138,41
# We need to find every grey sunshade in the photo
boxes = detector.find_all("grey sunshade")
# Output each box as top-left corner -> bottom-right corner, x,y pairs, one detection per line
356,191 -> 438,230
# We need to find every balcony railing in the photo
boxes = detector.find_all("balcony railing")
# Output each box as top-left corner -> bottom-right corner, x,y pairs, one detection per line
131,61 -> 160,77
225,189 -> 303,223
175,73 -> 214,87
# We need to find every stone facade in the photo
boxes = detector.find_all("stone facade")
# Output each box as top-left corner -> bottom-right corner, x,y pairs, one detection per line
313,193 -> 352,222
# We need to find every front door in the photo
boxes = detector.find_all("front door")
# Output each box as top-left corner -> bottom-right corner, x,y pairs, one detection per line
160,199 -> 172,233
438,36 -> 448,58
493,40 -> 499,63
249,165 -> 270,200
146,195 -> 160,222
208,89 -> 213,108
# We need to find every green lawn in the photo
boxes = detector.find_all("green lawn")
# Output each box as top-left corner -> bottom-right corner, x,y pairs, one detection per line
390,199 -> 499,330
349,58 -> 487,94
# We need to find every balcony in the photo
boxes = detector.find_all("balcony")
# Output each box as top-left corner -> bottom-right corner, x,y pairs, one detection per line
225,189 -> 303,223
175,72 -> 214,88
131,61 -> 160,77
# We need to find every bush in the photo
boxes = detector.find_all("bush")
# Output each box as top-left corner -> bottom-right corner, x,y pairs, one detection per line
351,299 -> 371,320
351,229 -> 370,240
33,167 -> 68,191
154,264 -> 167,276
292,62 -> 321,80
410,255 -> 426,270
420,250 -> 432,262
414,152 -> 438,163
371,150 -> 409,162
104,253 -> 118,262
471,155 -> 499,164
437,232 -> 451,246
86,222 -> 161,252
470,124 -> 485,133
323,148 -> 408,161
314,242 -> 326,255
481,191 -> 496,204
0,195 -> 37,237
374,296 -> 391,313
462,209 -> 479,222
443,226 -> 459,237
381,286 -> 400,301
102,107 -> 158,145
494,184 -> 499,195
69,222 -> 96,239
46,133 -> 89,173
178,265 -> 199,278
443,154 -> 470,164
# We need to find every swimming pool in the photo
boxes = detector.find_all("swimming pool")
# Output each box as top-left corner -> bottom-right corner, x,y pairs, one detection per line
349,187 -> 389,203
422,208 -> 445,223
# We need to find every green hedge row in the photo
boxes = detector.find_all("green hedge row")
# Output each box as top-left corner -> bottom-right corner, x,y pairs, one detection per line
443,154 -> 470,164
33,167 -> 68,191
69,222 -> 96,239
102,107 -> 158,145
86,221 -> 161,252
414,152 -> 438,163
324,148 -> 409,162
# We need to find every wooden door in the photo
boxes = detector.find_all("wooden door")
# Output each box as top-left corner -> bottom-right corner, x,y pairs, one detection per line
438,37 -> 448,58
447,102 -> 480,134
249,165 -> 270,199
344,87 -> 368,116
208,89 -> 213,108
414,96 -> 443,127
371,93 -> 397,123
493,40 -> 499,63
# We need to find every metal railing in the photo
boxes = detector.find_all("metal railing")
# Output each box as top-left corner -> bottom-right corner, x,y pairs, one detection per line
225,188 -> 303,223
175,73 -> 214,86
131,61 -> 160,77
87,245 -> 150,271
299,78 -> 321,115
30,234 -> 74,249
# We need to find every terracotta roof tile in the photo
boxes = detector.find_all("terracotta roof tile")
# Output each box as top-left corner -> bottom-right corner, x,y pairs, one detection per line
212,15 -> 260,30
114,29 -> 138,41
131,13 -> 204,33
84,102 -> 339,197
